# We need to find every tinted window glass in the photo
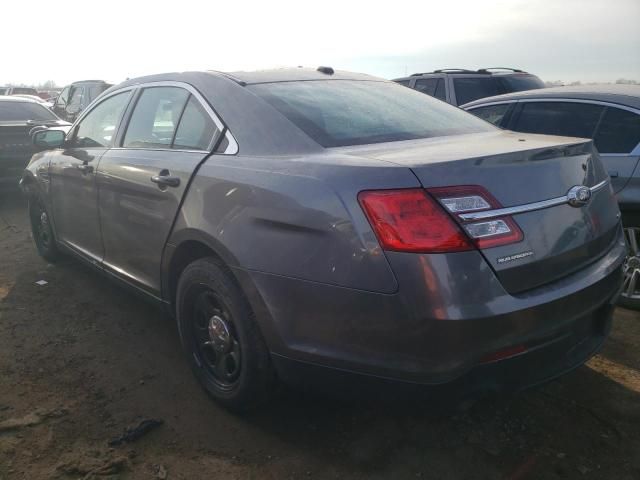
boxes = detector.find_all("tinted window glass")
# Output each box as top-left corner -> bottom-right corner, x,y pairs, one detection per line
454,77 -> 502,105
250,80 -> 493,147
72,92 -> 131,148
173,96 -> 216,150
594,107 -> 640,154
395,80 -> 410,87
88,84 -> 109,102
123,87 -> 189,148
0,101 -> 58,121
11,87 -> 38,95
513,102 -> 604,138
469,104 -> 511,126
67,86 -> 84,112
433,79 -> 446,101
414,79 -> 439,96
499,75 -> 545,93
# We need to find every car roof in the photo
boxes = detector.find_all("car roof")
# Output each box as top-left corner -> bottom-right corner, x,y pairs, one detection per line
0,96 -> 39,103
393,68 -> 537,82
462,84 -> 640,110
70,80 -> 111,85
216,67 -> 383,85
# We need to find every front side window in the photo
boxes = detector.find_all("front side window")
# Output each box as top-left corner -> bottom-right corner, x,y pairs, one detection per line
172,96 -> 216,150
513,102 -> 604,139
250,80 -> 493,147
71,91 -> 131,148
594,107 -> 640,154
469,103 -> 511,126
454,77 -> 503,105
67,86 -> 85,113
123,87 -> 189,148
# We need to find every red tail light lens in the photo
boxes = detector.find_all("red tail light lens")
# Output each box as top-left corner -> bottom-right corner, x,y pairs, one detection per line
358,189 -> 473,253
428,185 -> 523,249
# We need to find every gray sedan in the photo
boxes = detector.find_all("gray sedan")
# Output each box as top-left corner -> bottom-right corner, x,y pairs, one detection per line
22,68 -> 625,410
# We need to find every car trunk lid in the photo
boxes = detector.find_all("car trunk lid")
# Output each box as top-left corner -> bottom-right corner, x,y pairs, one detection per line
342,131 -> 621,294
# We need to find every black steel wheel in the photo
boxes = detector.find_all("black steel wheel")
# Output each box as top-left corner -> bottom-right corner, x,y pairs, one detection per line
176,257 -> 277,411
619,227 -> 640,310
28,195 -> 60,263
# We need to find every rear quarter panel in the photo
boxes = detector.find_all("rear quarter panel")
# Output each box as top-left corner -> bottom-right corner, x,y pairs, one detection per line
168,153 -> 421,294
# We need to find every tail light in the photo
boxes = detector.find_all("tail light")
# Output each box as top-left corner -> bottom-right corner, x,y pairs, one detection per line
358,189 -> 473,253
358,186 -> 522,254
428,186 -> 523,249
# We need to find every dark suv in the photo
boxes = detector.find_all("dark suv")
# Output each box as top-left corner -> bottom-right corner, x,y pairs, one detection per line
52,80 -> 112,122
393,68 -> 545,106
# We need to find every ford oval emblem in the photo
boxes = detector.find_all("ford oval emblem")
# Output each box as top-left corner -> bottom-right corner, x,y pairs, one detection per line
567,185 -> 592,207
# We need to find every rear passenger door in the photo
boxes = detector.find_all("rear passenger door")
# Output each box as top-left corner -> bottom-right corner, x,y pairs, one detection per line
593,106 -> 640,193
96,84 -> 223,295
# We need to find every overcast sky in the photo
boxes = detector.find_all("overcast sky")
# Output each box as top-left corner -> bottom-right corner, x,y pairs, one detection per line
2,0 -> 638,86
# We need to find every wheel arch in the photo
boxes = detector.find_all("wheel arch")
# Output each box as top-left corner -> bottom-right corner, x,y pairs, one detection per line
162,228 -> 282,350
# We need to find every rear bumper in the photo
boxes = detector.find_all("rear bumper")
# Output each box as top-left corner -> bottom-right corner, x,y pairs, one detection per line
236,225 -> 625,388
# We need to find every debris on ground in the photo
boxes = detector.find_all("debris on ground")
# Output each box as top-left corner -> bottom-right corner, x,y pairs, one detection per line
56,454 -> 129,479
156,464 -> 168,479
0,408 -> 69,432
35,279 -> 48,286
108,418 -> 164,447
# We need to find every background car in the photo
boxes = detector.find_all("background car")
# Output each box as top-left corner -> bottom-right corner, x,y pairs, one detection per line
22,69 -> 624,410
393,68 -> 545,106
1,86 -> 39,96
463,85 -> 640,308
0,97 -> 70,189
52,80 -> 113,122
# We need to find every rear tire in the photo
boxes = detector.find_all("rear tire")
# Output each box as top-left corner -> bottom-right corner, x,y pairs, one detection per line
176,257 -> 277,411
28,194 -> 61,263
618,227 -> 640,310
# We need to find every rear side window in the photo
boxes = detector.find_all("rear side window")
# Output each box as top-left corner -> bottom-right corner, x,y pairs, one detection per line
172,96 -> 216,150
394,80 -> 410,87
594,107 -> 640,154
454,77 -> 502,105
123,87 -> 189,148
415,78 -> 446,101
512,102 -> 604,139
499,75 -> 545,93
250,80 -> 493,147
469,104 -> 511,126
87,84 -> 110,102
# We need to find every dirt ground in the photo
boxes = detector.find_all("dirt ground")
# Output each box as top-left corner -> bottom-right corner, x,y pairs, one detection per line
1,192 -> 639,480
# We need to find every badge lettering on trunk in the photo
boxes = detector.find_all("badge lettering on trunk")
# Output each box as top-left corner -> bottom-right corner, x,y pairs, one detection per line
496,250 -> 534,264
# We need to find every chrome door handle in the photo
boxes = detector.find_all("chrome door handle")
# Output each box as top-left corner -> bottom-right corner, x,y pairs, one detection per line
150,171 -> 180,188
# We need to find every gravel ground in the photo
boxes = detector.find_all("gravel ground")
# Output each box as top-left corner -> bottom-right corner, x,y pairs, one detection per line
1,191 -> 639,480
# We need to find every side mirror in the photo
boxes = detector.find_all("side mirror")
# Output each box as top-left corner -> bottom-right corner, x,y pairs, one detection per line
33,129 -> 66,149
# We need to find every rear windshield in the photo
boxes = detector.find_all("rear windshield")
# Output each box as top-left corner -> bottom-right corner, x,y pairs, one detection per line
10,87 -> 38,95
0,101 -> 58,122
455,75 -> 545,105
500,75 -> 545,93
249,80 -> 494,147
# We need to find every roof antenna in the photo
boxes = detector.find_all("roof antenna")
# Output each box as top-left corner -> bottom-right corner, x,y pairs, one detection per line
317,66 -> 334,75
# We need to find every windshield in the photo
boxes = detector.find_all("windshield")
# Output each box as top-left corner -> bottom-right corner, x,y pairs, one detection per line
0,101 -> 59,122
250,80 -> 494,147
500,75 -> 545,92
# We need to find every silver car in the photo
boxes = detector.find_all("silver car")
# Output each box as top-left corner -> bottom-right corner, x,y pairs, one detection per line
463,85 -> 640,308
22,69 -> 625,410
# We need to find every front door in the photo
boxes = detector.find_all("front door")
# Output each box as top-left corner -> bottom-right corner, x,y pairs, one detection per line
96,86 -> 219,294
49,90 -> 132,263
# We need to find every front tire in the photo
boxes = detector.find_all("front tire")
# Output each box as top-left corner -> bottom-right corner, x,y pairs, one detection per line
176,257 -> 277,411
618,227 -> 640,310
28,195 -> 61,263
